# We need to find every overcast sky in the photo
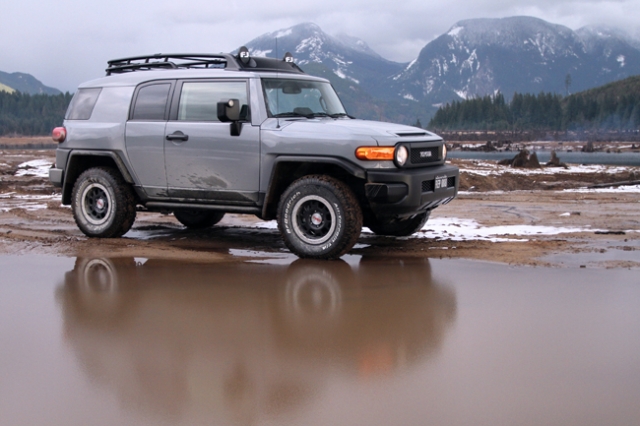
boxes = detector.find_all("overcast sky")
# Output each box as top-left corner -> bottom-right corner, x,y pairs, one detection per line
1,0 -> 639,92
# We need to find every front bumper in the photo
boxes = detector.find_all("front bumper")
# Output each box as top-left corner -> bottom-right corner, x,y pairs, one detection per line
365,164 -> 459,217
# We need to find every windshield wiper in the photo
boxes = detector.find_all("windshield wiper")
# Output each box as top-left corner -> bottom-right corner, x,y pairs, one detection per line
329,112 -> 355,119
273,112 -> 308,118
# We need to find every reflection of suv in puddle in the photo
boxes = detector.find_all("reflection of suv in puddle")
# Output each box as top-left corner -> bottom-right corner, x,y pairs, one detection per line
57,257 -> 456,421
50,49 -> 458,258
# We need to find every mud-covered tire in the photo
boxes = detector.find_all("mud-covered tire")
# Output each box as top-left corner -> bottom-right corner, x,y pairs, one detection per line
174,210 -> 225,229
71,167 -> 136,238
277,175 -> 363,259
366,211 -> 430,237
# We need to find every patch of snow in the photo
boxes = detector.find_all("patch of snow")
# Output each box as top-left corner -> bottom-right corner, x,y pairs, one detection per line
454,90 -> 469,100
563,185 -> 640,194
461,162 -> 632,177
362,217 -> 598,242
334,69 -> 347,79
448,26 -> 463,37
425,78 -> 435,94
15,160 -> 52,177
276,29 -> 292,38
403,93 -> 418,101
461,49 -> 478,72
405,59 -> 417,72
617,55 -> 626,67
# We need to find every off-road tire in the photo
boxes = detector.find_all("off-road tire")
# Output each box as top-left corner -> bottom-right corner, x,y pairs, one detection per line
71,167 -> 136,238
366,211 -> 430,237
174,210 -> 225,229
277,175 -> 363,259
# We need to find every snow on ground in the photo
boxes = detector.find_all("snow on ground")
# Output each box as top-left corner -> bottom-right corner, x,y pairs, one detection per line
460,161 -> 632,176
368,217 -> 599,242
563,185 -> 640,193
248,217 -> 598,243
0,192 -> 60,212
15,160 -> 53,177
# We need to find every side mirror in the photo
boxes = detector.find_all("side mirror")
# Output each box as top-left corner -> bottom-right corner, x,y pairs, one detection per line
217,98 -> 240,122
217,99 -> 243,136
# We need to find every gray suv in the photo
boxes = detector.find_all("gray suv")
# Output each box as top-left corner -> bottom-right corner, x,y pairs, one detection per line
49,49 -> 458,259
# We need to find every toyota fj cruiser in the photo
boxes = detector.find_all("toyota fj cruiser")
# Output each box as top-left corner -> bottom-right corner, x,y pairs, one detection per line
49,48 -> 458,259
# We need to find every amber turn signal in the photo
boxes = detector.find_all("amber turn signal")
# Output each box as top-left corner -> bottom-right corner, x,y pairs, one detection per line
355,146 -> 395,161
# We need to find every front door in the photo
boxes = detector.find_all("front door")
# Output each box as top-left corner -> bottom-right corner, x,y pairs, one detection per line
164,80 -> 260,205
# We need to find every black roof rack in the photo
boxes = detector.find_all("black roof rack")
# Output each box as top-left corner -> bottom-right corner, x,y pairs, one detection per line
106,53 -> 239,75
105,51 -> 306,75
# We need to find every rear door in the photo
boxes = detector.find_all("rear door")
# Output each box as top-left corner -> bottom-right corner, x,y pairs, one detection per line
164,79 -> 260,204
125,81 -> 173,198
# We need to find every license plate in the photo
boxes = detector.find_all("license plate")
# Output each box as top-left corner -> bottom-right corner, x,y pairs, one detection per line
435,176 -> 448,190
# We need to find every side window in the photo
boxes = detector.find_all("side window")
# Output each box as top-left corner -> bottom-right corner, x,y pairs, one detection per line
131,83 -> 171,120
65,88 -> 102,120
177,81 -> 249,122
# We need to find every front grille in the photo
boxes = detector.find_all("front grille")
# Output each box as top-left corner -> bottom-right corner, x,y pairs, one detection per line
410,147 -> 440,164
447,176 -> 456,188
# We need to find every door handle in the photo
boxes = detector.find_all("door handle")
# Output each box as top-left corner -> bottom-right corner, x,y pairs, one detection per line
166,131 -> 189,142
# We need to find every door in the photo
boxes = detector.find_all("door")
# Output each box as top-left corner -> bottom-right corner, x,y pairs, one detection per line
125,81 -> 173,198
164,80 -> 260,204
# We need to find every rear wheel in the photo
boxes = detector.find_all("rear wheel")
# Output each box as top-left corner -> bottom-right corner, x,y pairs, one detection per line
71,167 -> 136,238
174,210 -> 225,229
277,175 -> 362,259
366,211 -> 430,237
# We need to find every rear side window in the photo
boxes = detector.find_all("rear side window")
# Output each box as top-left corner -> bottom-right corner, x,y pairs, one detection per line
65,88 -> 102,120
131,83 -> 172,120
177,81 -> 248,122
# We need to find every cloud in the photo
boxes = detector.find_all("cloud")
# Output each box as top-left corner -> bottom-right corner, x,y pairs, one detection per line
0,0 -> 638,92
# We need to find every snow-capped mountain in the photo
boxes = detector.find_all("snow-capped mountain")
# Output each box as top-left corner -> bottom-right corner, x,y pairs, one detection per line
239,18 -> 640,122
391,16 -> 640,107
240,23 -> 405,100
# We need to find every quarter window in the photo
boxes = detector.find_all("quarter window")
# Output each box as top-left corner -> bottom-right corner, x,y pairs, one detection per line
131,83 -> 171,120
178,81 -> 248,122
65,88 -> 102,120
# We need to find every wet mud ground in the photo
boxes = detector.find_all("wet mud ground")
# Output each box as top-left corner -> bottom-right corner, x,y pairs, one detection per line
1,147 -> 640,424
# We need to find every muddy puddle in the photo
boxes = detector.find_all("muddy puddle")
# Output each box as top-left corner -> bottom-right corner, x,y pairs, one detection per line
1,255 -> 639,426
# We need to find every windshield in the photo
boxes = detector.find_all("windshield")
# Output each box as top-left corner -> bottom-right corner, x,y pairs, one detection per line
262,78 -> 348,118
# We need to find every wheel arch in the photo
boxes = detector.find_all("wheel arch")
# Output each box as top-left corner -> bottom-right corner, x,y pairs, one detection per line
261,156 -> 366,221
62,151 -> 135,205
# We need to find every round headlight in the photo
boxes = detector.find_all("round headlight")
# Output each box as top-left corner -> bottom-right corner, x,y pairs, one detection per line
395,145 -> 408,167
442,144 -> 447,160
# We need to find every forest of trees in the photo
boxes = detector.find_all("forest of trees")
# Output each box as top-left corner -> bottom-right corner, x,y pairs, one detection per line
428,76 -> 640,133
1,74 -> 639,137
0,91 -> 72,136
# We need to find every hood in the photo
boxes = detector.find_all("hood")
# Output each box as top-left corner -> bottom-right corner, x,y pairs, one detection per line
274,118 -> 441,146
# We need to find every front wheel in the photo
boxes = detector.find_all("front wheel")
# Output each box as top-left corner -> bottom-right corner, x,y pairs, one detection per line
277,175 -> 363,259
71,167 -> 136,238
366,211 -> 430,237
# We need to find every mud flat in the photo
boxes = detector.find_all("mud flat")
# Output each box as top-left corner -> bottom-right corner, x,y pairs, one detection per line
0,149 -> 638,267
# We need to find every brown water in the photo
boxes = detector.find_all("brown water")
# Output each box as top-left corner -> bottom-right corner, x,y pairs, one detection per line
0,255 -> 638,426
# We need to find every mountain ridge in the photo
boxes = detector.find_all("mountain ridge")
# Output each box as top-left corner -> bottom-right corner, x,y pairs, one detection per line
0,71 -> 61,95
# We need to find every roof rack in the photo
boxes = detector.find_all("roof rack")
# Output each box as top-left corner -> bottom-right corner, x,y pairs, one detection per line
105,49 -> 306,76
105,53 -> 239,75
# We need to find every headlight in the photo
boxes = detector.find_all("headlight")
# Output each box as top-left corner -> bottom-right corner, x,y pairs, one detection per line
395,145 -> 408,167
442,144 -> 447,160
